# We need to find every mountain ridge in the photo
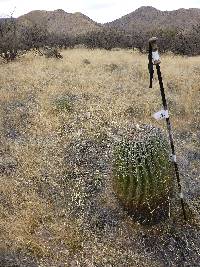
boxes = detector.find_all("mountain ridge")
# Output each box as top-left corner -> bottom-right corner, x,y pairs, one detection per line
10,6 -> 200,37
16,9 -> 102,36
105,6 -> 200,33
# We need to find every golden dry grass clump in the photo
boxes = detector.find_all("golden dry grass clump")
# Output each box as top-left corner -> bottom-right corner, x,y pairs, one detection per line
0,49 -> 199,266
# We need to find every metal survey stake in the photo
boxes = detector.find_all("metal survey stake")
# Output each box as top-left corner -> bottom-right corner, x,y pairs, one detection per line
148,37 -> 187,221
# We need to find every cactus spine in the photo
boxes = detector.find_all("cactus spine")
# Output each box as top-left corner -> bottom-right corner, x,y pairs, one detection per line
113,125 -> 173,222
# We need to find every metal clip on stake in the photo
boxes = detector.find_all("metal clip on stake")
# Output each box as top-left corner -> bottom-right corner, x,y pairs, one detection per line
149,36 -> 161,65
148,37 -> 161,88
148,37 -> 187,221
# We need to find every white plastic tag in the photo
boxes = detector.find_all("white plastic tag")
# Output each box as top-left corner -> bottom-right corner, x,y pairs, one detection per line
152,51 -> 160,63
153,110 -> 169,120
180,192 -> 184,199
170,154 -> 177,162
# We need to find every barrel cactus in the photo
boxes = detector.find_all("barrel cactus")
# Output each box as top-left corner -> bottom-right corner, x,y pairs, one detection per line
112,124 -> 173,223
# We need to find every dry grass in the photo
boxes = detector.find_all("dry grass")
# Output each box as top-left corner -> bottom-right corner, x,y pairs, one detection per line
0,49 -> 199,266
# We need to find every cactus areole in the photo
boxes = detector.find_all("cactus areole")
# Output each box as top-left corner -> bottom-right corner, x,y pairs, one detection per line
113,125 -> 173,223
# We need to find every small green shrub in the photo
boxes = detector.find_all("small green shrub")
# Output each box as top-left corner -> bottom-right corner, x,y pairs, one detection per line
105,63 -> 119,72
82,58 -> 91,64
44,47 -> 63,59
55,98 -> 73,112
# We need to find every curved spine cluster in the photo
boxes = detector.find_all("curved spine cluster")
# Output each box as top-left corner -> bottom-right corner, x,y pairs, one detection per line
113,125 -> 173,222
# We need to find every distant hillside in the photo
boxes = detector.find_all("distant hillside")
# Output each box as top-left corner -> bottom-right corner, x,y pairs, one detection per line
17,9 -> 102,36
2,6 -> 200,37
106,6 -> 200,33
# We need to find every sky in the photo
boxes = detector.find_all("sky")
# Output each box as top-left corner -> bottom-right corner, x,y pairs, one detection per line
0,0 -> 200,23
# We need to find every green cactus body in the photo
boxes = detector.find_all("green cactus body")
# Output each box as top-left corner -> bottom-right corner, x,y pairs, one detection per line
113,125 -> 173,222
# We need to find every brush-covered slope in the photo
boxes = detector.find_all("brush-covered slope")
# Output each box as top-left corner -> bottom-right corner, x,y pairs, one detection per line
106,6 -> 200,33
17,9 -> 102,36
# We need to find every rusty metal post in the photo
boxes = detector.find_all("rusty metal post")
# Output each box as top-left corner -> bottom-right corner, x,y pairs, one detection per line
148,37 -> 187,221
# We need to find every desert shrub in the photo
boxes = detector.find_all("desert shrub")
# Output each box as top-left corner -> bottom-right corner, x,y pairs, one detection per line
20,23 -> 50,50
55,97 -> 73,112
76,28 -> 133,50
173,25 -> 200,56
82,58 -> 90,64
0,17 -> 20,61
105,63 -> 119,72
43,47 -> 63,59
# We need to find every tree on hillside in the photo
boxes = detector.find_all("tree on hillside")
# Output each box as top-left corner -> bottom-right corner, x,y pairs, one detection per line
152,28 -> 178,53
131,31 -> 149,52
180,25 -> 200,55
20,23 -> 50,51
0,16 -> 19,61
